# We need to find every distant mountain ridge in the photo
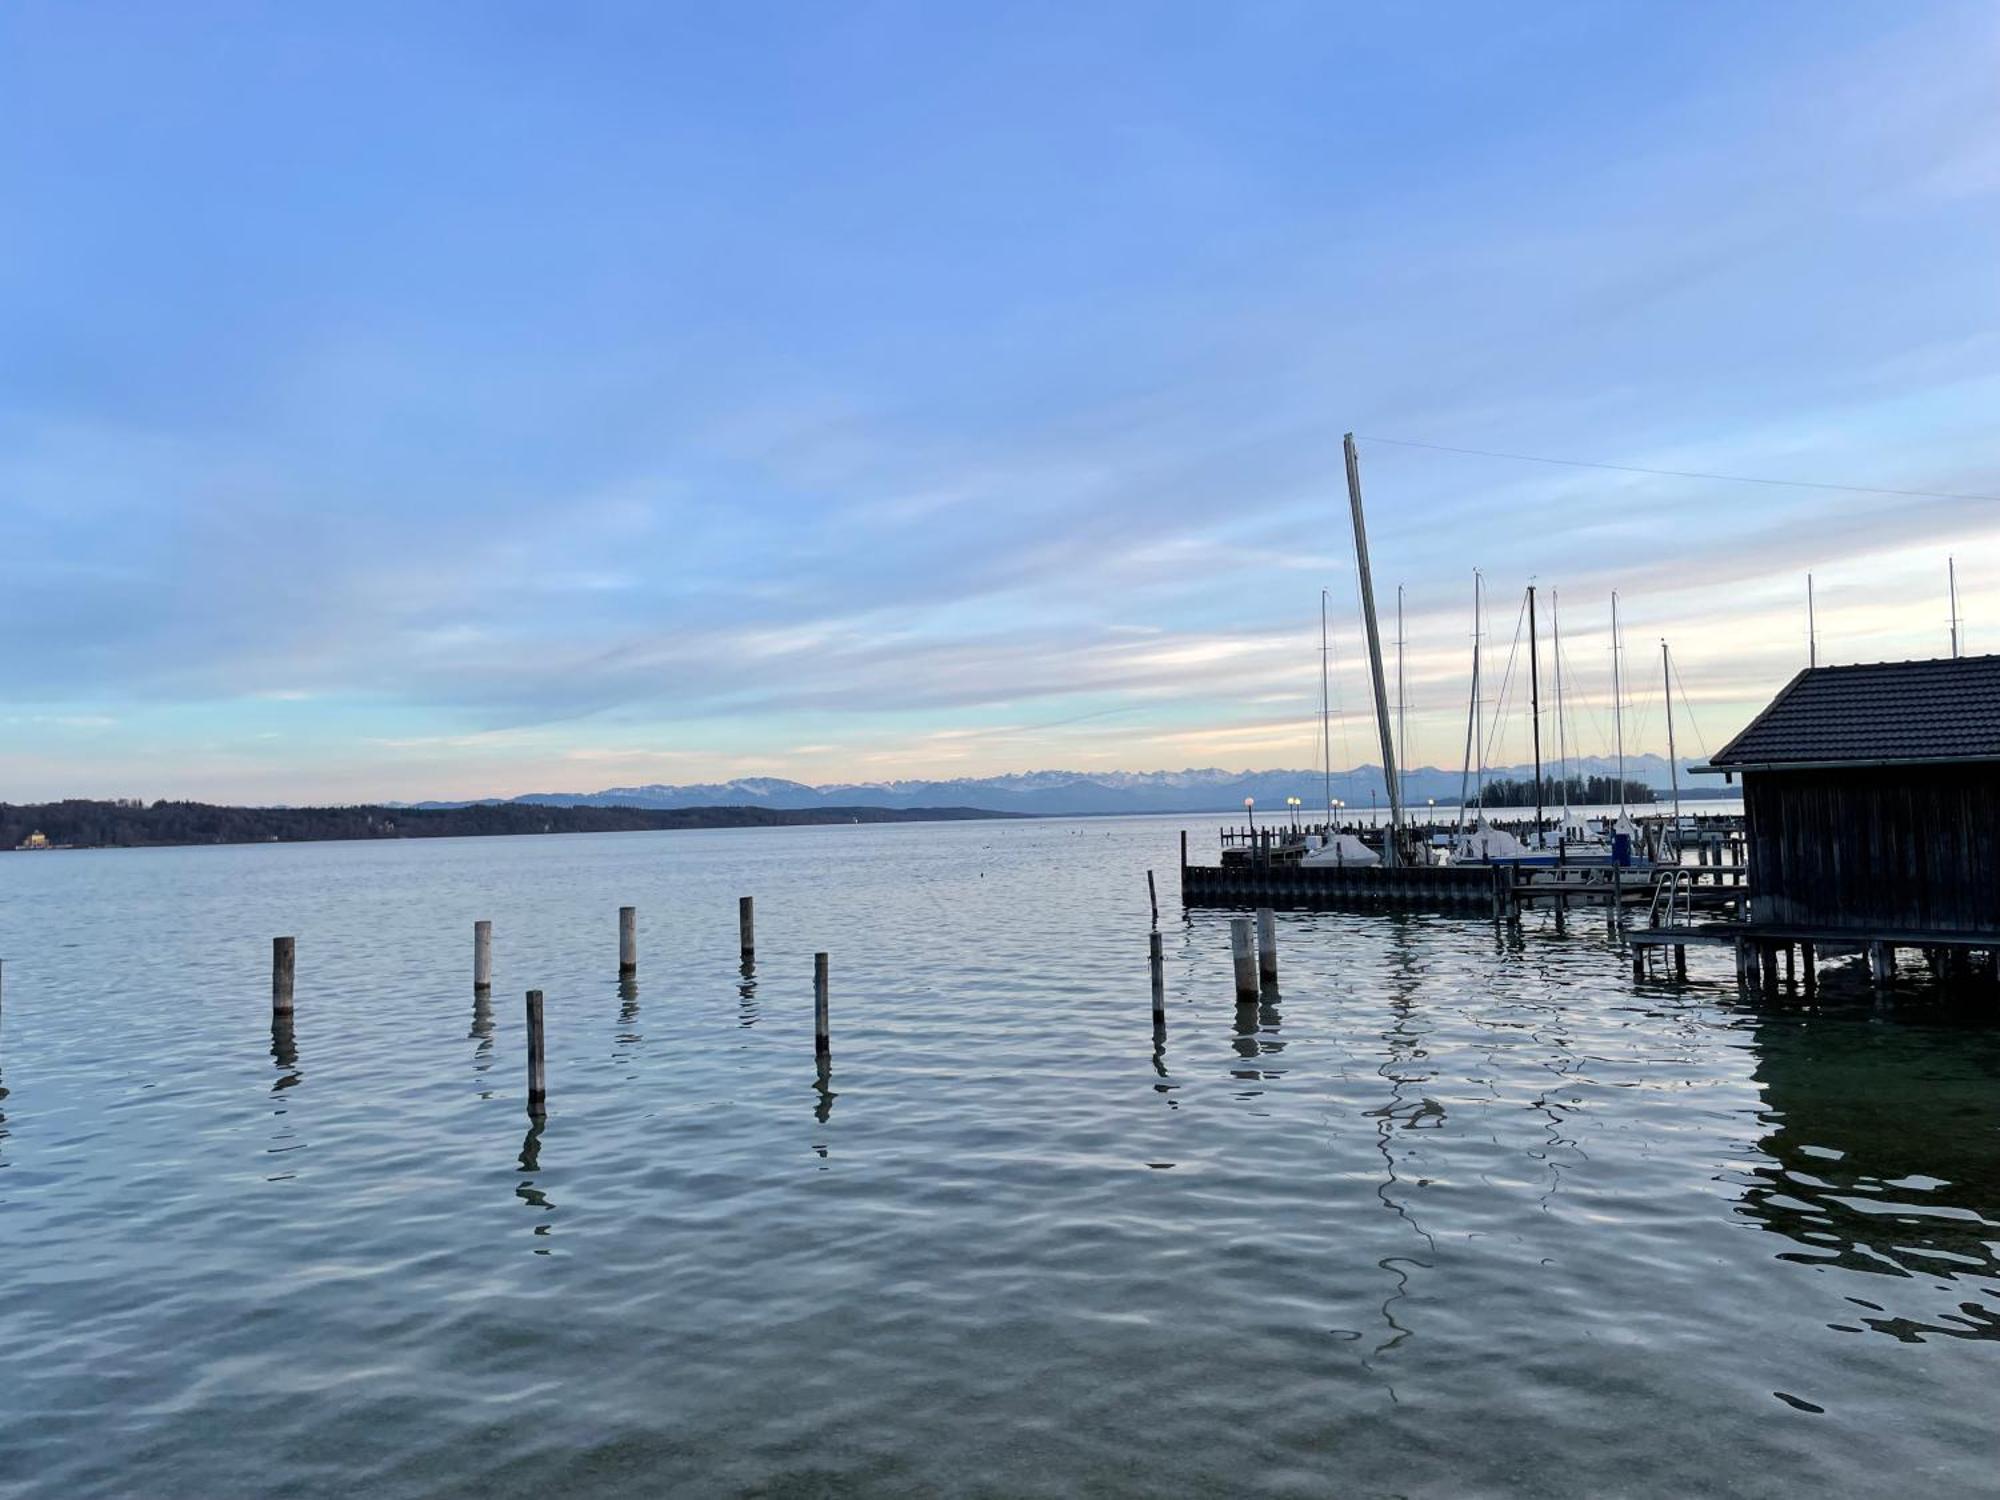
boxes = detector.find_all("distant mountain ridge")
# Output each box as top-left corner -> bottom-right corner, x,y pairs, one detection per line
406,756 -> 1719,817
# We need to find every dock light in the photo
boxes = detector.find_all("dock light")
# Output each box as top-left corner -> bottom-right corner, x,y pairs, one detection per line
1244,796 -> 1255,833
1428,796 -> 1436,828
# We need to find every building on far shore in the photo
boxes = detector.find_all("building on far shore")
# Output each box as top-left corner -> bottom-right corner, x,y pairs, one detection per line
16,831 -> 50,851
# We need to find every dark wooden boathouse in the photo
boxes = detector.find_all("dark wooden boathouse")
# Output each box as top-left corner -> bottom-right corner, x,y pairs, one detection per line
1696,653 -> 2000,985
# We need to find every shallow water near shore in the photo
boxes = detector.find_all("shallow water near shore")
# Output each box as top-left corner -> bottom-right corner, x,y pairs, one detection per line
1,813 -> 1995,1498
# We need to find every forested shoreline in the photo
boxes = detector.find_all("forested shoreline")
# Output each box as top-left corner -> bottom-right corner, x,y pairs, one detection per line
0,800 -> 1018,851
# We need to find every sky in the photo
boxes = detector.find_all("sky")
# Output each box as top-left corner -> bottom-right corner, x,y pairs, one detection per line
3,1 -> 1998,804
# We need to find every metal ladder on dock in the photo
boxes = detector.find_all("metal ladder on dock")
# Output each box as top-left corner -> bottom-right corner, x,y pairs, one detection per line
1634,868 -> 1694,977
1645,867 -> 1693,930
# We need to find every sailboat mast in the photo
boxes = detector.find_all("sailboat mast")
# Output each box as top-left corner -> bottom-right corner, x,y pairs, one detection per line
1662,640 -> 1681,829
1474,572 -> 1486,814
1342,433 -> 1403,865
1611,591 -> 1626,819
1456,572 -> 1479,837
1553,588 -> 1568,818
1396,584 -> 1407,813
1320,589 -> 1333,827
1950,556 -> 1961,658
1527,585 -> 1544,848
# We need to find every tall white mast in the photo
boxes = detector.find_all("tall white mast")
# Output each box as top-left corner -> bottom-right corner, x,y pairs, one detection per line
1474,571 -> 1486,813
1950,556 -> 1961,658
1343,433 -> 1403,864
1456,571 -> 1481,838
1395,584 -> 1407,814
1320,588 -> 1333,827
1611,591 -> 1626,819
1662,639 -> 1681,829
1553,587 -> 1568,819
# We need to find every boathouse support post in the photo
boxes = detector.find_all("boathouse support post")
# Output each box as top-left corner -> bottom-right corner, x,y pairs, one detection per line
739,897 -> 755,961
1801,942 -> 1817,998
1632,948 -> 1645,983
473,921 -> 492,992
1674,945 -> 1687,981
525,989 -> 546,1117
1149,931 -> 1165,1022
1229,918 -> 1259,1003
1783,944 -> 1795,988
1256,908 -> 1278,985
1868,942 -> 1892,990
272,936 -> 296,1015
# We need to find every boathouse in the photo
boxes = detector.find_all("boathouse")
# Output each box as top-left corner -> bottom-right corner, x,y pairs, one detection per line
1699,654 -> 2000,943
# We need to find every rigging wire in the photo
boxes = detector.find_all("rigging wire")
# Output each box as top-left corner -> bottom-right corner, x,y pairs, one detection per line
1354,434 -> 2000,505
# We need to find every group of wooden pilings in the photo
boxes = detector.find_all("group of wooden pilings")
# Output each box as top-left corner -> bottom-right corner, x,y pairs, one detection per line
1227,910 -> 1280,1001
267,895 -> 833,1118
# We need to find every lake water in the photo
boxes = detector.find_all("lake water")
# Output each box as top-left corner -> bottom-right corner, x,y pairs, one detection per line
1,814 -> 1994,1498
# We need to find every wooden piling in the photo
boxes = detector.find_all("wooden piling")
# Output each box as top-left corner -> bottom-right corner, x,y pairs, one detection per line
272,936 -> 295,1014
1149,930 -> 1165,1021
1256,908 -> 1278,984
473,920 -> 493,992
1674,945 -> 1687,981
1801,942 -> 1817,998
1229,918 -> 1258,1003
813,952 -> 830,1064
619,906 -> 637,977
525,989 -> 546,1116
739,896 -> 755,960
1868,941 -> 1892,990
1147,870 -> 1159,927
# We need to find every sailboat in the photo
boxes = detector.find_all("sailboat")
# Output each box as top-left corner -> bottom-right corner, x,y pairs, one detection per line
1301,586 -> 1381,867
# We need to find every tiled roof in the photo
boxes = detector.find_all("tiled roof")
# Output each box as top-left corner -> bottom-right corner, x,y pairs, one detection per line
1708,654 -> 2000,768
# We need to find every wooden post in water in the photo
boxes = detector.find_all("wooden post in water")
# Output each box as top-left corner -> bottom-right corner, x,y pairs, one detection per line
1229,918 -> 1258,1003
272,936 -> 296,1014
739,897 -> 755,960
1147,870 -> 1159,928
1149,931 -> 1165,1022
813,953 -> 831,1065
473,920 -> 493,992
1801,942 -> 1817,998
619,906 -> 637,977
525,989 -> 546,1116
1868,942 -> 1892,990
1256,908 -> 1278,985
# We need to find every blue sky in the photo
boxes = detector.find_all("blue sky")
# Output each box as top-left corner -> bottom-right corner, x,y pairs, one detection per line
4,2 -> 1998,802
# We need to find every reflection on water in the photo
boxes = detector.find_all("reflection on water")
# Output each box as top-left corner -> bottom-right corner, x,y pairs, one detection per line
1743,1011 -> 2000,1341
0,814 -> 1993,1498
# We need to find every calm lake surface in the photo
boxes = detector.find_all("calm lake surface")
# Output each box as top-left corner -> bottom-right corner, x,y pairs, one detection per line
1,814 -> 1995,1498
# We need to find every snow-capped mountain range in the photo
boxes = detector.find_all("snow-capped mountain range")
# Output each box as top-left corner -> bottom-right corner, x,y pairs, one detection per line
406,756 -> 1717,817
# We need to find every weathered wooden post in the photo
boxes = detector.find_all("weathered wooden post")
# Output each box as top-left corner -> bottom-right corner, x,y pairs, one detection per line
1868,942 -> 1892,990
473,920 -> 493,992
1256,907 -> 1278,984
619,906 -> 637,977
1801,942 -> 1817,998
1147,870 -> 1159,927
1229,918 -> 1258,1003
739,896 -> 755,960
1149,930 -> 1165,1023
1633,947 -> 1645,983
1673,943 -> 1687,981
525,989 -> 546,1117
272,936 -> 296,1015
813,952 -> 831,1065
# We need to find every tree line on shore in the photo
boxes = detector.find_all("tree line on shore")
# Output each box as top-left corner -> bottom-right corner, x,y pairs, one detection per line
0,799 -> 1012,851
1474,775 -> 1657,808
